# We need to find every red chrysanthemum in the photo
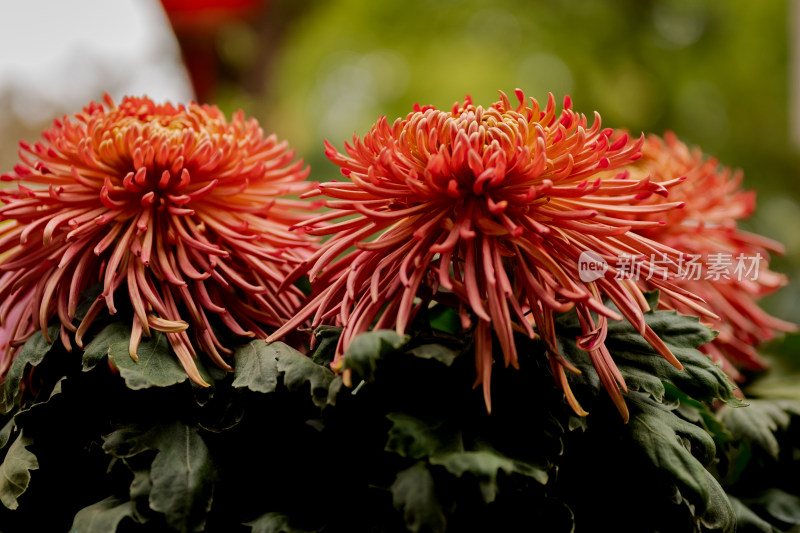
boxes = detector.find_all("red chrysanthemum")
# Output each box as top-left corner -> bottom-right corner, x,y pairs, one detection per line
269,90 -> 714,420
627,132 -> 795,381
0,95 -> 316,384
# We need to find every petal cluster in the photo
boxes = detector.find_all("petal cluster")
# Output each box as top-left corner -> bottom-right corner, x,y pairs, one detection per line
0,95 -> 316,383
628,132 -> 795,379
270,91 -> 713,420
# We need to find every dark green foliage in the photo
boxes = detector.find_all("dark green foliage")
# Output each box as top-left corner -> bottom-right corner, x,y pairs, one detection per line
1,297 -> 799,532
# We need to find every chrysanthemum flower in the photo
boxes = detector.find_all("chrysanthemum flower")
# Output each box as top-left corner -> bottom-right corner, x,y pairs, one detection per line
269,90 -> 714,420
0,95 -> 316,384
626,132 -> 795,380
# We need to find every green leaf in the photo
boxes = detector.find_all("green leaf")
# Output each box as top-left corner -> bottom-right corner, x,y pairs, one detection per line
12,376 -> 66,428
430,449 -> 548,503
310,326 -> 342,367
407,343 -> 459,366
728,496 -> 774,533
70,496 -> 137,533
1,325 -> 59,412
104,424 -> 216,528
103,423 -> 184,523
609,303 -> 716,346
743,489 -> 800,529
616,365 -> 667,403
427,305 -> 460,334
82,322 -> 132,372
0,430 -> 39,510
667,383 -> 732,447
696,470 -> 736,533
341,330 -> 408,380
275,347 -> 334,407
0,418 -> 14,451
245,512 -> 321,533
716,399 -> 800,460
148,422 -> 216,533
625,393 -> 717,514
567,415 -> 588,432
108,332 -> 188,389
385,413 -> 461,459
233,341 -> 333,406
233,340 -> 280,393
326,375 -> 344,406
608,310 -> 738,405
391,462 -> 446,533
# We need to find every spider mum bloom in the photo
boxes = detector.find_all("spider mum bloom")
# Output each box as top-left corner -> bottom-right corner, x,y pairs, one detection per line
0,95 -> 316,384
269,90 -> 714,420
627,132 -> 795,380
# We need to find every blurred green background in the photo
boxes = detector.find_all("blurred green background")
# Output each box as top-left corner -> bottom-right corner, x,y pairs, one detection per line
2,0 -> 799,344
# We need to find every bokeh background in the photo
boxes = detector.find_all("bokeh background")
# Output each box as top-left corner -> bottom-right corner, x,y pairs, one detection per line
1,0 -> 798,361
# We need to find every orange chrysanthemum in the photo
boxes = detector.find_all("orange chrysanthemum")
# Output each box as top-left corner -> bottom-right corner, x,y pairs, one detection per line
628,132 -> 795,380
269,90 -> 714,420
0,95 -> 316,384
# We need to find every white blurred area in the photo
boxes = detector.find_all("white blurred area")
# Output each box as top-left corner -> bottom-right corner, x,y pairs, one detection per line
0,0 -> 193,172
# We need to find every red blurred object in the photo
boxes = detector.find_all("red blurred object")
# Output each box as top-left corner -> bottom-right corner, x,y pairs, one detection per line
161,0 -> 267,32
159,0 -> 269,102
